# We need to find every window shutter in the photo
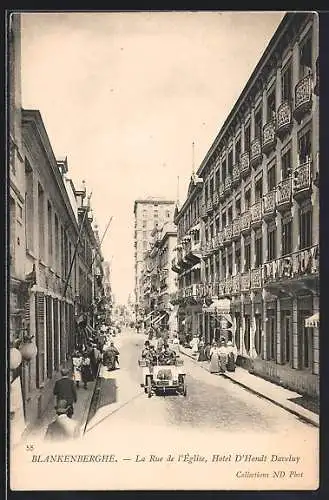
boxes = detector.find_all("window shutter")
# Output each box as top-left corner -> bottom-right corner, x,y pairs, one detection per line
35,292 -> 45,388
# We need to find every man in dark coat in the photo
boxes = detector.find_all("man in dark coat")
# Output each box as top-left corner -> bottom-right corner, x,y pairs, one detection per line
53,368 -> 77,418
45,399 -> 79,442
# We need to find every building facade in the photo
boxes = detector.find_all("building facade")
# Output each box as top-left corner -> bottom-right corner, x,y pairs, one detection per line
173,13 -> 319,398
133,198 -> 175,320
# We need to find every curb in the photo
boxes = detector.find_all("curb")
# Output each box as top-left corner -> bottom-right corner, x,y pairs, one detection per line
180,349 -> 319,429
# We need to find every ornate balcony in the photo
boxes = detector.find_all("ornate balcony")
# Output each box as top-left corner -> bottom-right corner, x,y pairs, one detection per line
251,267 -> 262,289
219,184 -> 225,202
224,174 -> 232,195
240,271 -> 251,293
223,224 -> 232,245
240,210 -> 251,234
250,138 -> 263,168
262,119 -> 276,155
293,161 -> 312,200
263,244 -> 319,291
232,274 -> 240,295
213,192 -> 219,208
206,198 -> 214,214
276,101 -> 292,139
232,163 -> 240,187
240,152 -> 250,178
293,74 -> 313,122
224,276 -> 233,296
250,200 -> 262,228
232,218 -> 241,240
218,282 -> 225,297
276,177 -> 292,212
262,190 -> 276,221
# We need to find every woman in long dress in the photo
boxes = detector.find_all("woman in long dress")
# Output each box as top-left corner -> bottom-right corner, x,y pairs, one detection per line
226,340 -> 238,372
209,342 -> 220,373
190,336 -> 199,357
218,339 -> 228,373
197,339 -> 208,361
72,350 -> 82,388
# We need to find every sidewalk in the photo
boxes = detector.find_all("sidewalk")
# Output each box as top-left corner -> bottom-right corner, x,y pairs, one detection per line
22,378 -> 97,443
179,346 -> 319,428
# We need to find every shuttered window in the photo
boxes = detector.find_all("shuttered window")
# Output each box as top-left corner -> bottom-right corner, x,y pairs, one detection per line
35,292 -> 45,387
53,298 -> 59,371
46,296 -> 53,379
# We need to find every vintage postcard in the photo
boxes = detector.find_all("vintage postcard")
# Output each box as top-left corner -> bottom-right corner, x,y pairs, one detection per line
8,10 -> 319,491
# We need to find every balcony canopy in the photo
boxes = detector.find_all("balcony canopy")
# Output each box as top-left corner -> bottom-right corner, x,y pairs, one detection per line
305,312 -> 319,328
202,298 -> 231,314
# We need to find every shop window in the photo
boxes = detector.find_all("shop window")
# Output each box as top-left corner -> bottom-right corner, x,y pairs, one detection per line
281,62 -> 292,102
266,311 -> 277,361
254,314 -> 262,356
281,312 -> 292,364
298,310 -> 313,369
235,313 -> 241,350
268,165 -> 276,190
244,315 -> 251,354
299,203 -> 312,250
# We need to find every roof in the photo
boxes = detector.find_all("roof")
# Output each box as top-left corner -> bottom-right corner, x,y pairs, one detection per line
133,198 -> 176,213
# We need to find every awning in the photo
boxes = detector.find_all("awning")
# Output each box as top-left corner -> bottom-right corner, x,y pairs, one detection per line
203,298 -> 231,313
305,312 -> 319,328
152,313 -> 167,326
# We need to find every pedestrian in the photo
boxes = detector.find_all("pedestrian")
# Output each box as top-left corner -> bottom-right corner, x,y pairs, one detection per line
44,399 -> 79,442
226,340 -> 238,372
72,350 -> 82,388
218,338 -> 228,374
209,341 -> 220,374
89,343 -> 99,379
171,333 -> 180,355
197,338 -> 208,361
53,367 -> 77,418
81,352 -> 92,390
205,342 -> 211,361
190,336 -> 199,357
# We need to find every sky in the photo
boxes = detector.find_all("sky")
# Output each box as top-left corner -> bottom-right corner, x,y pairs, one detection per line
20,11 -> 285,305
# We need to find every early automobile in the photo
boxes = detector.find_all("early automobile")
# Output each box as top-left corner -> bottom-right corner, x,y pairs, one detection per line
139,354 -> 187,398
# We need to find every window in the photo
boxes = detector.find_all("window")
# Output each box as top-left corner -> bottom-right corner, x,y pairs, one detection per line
267,88 -> 276,121
267,311 -> 277,361
48,202 -> 53,266
255,234 -> 263,267
299,35 -> 312,78
235,245 -> 241,273
235,313 -> 241,350
281,62 -> 292,102
222,159 -> 227,182
244,240 -> 251,270
298,129 -> 312,164
215,217 -> 220,234
300,203 -> 312,249
255,177 -> 263,201
267,226 -> 277,261
235,198 -> 241,217
244,123 -> 251,151
244,315 -> 251,354
298,310 -> 313,369
281,148 -> 292,179
254,314 -> 262,356
228,251 -> 233,276
281,312 -> 292,364
254,107 -> 263,139
54,214 -> 59,271
221,212 -> 226,228
245,188 -> 251,210
268,165 -> 276,190
228,206 -> 232,224
222,254 -> 227,278
282,217 -> 292,256
38,183 -> 45,261
215,169 -> 220,190
228,150 -> 233,176
235,138 -> 241,162
25,160 -> 34,251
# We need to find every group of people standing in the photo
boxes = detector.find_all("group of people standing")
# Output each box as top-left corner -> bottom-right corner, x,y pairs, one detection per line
190,336 -> 238,374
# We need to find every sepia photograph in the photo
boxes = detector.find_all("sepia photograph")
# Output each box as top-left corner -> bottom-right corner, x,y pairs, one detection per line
8,10 -> 319,491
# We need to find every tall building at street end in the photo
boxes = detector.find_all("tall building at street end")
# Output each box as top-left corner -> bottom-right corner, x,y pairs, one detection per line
133,197 -> 175,321
172,12 -> 319,399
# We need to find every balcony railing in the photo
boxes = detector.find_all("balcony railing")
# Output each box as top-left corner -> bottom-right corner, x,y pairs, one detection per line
223,224 -> 232,244
250,137 -> 262,168
276,177 -> 292,211
276,101 -> 292,138
206,198 -> 214,214
240,152 -> 250,178
232,274 -> 240,294
250,200 -> 262,227
240,210 -> 251,233
251,267 -> 262,289
232,163 -> 240,186
262,190 -> 276,221
263,244 -> 319,286
240,271 -> 251,292
232,218 -> 240,240
224,276 -> 233,295
293,160 -> 312,199
294,73 -> 313,122
224,174 -> 232,195
219,184 -> 225,201
262,119 -> 276,155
